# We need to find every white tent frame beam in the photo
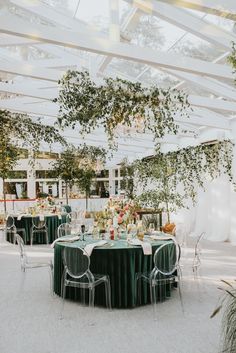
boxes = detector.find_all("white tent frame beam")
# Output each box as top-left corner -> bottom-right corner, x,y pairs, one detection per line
156,0 -> 236,20
164,69 -> 236,101
9,0 -> 94,34
99,2 -> 236,104
0,97 -> 230,130
1,82 -> 236,114
124,0 -> 236,50
98,7 -> 141,73
0,14 -> 233,81
122,1 -> 236,101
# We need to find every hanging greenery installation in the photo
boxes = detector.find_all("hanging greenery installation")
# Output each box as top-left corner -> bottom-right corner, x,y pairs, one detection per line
122,140 -> 234,222
55,70 -> 190,149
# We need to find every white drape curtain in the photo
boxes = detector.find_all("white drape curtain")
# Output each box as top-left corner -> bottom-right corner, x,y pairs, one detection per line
177,176 -> 232,242
173,176 -> 236,244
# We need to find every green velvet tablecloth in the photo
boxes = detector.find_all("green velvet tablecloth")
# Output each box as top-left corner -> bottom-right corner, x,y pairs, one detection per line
54,237 -> 176,309
8,214 -> 68,244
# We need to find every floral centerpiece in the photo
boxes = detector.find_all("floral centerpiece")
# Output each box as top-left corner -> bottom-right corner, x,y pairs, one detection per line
106,197 -> 140,228
28,196 -> 56,215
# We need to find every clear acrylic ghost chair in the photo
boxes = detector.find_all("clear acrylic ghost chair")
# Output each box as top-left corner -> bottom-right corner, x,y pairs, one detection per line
57,223 -> 76,238
136,240 -> 183,318
15,234 -> 53,294
192,232 -> 205,279
6,215 -> 27,244
0,213 -> 6,242
61,246 -> 111,318
30,216 -> 49,245
66,211 -> 78,223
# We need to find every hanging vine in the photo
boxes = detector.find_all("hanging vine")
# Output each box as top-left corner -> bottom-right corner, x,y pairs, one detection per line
228,42 -> 236,81
0,109 -> 67,155
121,140 -> 234,221
55,70 -> 190,149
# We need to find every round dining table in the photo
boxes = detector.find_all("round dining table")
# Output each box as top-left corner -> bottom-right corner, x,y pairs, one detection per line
8,213 -> 68,244
53,236 -> 176,309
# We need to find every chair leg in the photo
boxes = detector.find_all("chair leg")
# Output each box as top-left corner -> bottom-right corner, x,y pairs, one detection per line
45,230 -> 49,245
13,231 -> 17,245
30,231 -> 33,246
23,230 -> 27,245
177,274 -> 184,313
149,281 -> 153,305
88,287 -> 95,308
136,275 -> 142,306
104,278 -> 111,310
49,265 -> 54,296
60,271 -> 66,319
150,282 -> 157,321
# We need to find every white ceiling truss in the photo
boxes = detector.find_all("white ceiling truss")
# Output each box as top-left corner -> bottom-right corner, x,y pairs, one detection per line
0,0 -> 235,164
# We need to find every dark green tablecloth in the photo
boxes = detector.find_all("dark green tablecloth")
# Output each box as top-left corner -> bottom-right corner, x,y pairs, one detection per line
54,238 -> 175,309
7,214 -> 68,244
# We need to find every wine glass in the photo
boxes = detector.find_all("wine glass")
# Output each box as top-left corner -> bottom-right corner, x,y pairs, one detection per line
130,224 -> 137,238
149,222 -> 155,234
81,224 -> 86,241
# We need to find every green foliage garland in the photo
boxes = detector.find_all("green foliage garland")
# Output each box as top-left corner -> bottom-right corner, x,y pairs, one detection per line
55,70 -> 190,149
228,42 -> 236,80
122,140 -> 234,222
0,109 -> 67,156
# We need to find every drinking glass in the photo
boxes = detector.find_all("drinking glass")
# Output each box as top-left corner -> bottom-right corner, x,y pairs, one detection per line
130,224 -> 137,238
149,222 -> 155,234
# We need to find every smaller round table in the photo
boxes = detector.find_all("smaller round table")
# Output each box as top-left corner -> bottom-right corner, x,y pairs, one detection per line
7,214 -> 68,244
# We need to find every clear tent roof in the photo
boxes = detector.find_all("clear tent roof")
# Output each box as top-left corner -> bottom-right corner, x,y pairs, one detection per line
0,0 -> 236,165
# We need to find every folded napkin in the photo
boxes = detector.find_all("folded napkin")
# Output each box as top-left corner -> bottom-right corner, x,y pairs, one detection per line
51,235 -> 80,248
39,214 -> 45,221
128,239 -> 152,255
150,235 -> 175,241
83,240 -> 107,257
17,213 -> 31,220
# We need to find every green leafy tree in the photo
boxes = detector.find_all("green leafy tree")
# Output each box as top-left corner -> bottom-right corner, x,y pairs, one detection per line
52,144 -> 106,207
76,169 -> 96,211
120,158 -> 135,199
52,147 -> 79,204
0,134 -> 19,212
0,109 -> 66,208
